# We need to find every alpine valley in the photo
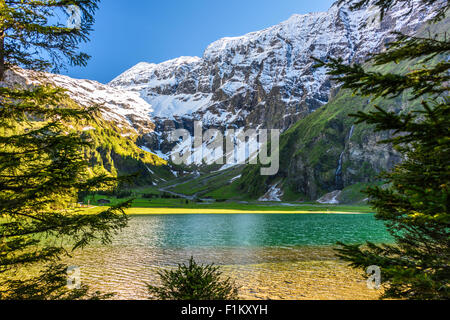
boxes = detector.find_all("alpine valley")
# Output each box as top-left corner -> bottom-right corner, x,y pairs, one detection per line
8,0 -> 448,203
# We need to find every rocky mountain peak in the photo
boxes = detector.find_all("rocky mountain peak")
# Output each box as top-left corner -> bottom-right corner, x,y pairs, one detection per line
107,0 -> 439,160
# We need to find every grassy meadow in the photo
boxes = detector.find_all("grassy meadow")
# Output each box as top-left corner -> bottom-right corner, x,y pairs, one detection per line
83,191 -> 374,215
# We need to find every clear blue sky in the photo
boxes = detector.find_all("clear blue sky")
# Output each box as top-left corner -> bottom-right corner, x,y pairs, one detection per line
64,0 -> 335,83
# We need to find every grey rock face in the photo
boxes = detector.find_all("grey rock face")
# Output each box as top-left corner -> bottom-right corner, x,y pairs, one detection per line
9,1 -> 442,200
106,1 -> 442,200
109,1 -> 436,146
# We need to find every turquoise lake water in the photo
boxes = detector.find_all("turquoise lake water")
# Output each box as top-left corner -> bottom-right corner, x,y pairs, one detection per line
107,213 -> 393,248
63,214 -> 393,299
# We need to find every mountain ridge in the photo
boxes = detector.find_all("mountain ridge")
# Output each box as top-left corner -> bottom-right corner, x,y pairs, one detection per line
108,0 -> 439,160
5,0 -> 447,201
2,67 -> 175,186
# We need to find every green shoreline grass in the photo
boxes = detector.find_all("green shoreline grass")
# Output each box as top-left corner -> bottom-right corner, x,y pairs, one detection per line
122,208 -> 373,215
82,184 -> 376,215
83,199 -> 374,215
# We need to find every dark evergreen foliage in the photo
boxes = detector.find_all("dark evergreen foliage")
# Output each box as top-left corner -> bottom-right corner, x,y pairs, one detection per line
0,0 -> 131,300
316,0 -> 449,299
148,257 -> 239,300
0,0 -> 100,79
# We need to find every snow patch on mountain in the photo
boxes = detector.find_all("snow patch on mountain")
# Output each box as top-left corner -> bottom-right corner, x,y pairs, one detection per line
109,0 -> 437,134
259,183 -> 284,202
148,93 -> 214,119
317,190 -> 342,204
4,68 -> 155,134
5,0 -> 441,170
139,145 -> 170,161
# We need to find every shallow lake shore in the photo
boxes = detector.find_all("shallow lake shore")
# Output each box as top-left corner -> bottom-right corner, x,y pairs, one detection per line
6,214 -> 390,300
5,252 -> 383,300
58,245 -> 386,300
62,251 -> 382,300
226,260 -> 383,300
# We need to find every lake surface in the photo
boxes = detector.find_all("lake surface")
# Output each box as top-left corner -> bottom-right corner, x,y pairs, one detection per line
65,214 -> 392,299
105,213 -> 391,249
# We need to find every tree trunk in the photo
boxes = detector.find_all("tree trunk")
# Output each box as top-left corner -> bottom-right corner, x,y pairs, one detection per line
0,31 -> 5,81
0,0 -> 5,80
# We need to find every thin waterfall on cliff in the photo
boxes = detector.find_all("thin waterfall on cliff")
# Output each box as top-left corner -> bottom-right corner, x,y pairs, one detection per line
335,125 -> 355,189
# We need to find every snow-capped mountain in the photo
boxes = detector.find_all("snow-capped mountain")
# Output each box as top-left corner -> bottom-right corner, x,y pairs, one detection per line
4,67 -> 155,135
1,67 -> 177,186
3,0 -> 444,200
109,0 -> 439,157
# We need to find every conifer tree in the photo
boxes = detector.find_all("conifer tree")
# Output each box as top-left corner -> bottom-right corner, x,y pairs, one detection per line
148,257 -> 239,300
0,0 -> 131,300
315,0 -> 449,299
